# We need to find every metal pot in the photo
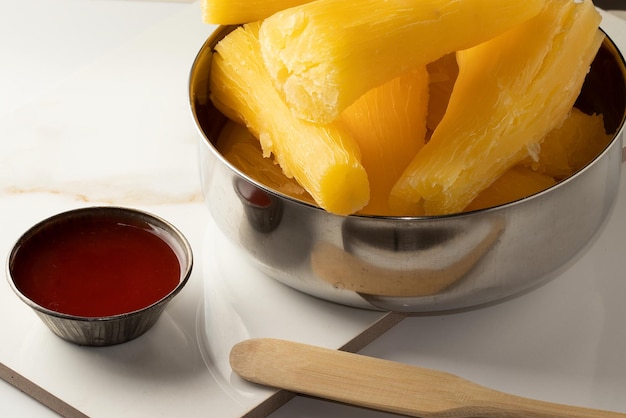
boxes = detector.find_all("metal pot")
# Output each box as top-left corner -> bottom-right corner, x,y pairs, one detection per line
190,26 -> 626,312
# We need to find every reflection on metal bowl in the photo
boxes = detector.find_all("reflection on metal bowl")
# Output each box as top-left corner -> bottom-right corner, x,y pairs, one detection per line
190,26 -> 626,312
312,216 -> 505,298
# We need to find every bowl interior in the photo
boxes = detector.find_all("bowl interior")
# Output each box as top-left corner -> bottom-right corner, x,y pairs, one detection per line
190,27 -> 626,214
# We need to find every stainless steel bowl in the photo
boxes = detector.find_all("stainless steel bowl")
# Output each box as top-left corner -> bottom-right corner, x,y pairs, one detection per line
6,206 -> 193,346
190,26 -> 626,312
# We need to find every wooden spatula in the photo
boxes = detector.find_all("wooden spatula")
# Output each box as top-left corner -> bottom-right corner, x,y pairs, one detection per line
230,338 -> 625,417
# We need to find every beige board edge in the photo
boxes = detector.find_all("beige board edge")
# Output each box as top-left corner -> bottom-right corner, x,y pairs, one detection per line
0,361 -> 88,418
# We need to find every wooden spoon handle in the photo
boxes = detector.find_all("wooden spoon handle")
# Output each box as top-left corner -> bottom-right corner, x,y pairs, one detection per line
230,338 -> 625,418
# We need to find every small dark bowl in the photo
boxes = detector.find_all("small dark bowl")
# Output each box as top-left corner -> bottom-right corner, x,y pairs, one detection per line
6,206 -> 193,346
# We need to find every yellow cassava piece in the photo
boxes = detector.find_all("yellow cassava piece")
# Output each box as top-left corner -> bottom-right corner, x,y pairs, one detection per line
216,120 -> 315,205
390,0 -> 604,216
210,22 -> 369,215
258,0 -> 546,124
464,167 -> 556,212
523,107 -> 611,179
201,0 -> 313,25
339,67 -> 429,216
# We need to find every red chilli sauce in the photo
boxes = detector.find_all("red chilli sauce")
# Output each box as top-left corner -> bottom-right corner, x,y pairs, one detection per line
11,217 -> 181,317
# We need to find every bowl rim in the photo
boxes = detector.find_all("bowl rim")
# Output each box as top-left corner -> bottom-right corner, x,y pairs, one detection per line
5,205 -> 194,322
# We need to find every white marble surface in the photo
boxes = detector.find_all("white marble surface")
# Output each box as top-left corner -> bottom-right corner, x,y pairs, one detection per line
1,1 -> 625,417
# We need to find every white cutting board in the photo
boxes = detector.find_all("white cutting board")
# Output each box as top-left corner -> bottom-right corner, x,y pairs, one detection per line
1,2 -> 625,417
